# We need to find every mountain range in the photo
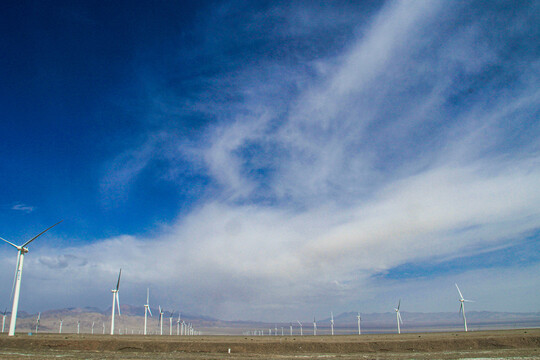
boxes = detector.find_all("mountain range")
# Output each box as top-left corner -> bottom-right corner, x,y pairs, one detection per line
3,306 -> 539,335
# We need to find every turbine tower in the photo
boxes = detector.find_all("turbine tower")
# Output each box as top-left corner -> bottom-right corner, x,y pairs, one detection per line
110,269 -> 122,335
59,319 -> 63,334
330,312 -> 334,336
169,311 -> 174,335
176,313 -> 181,335
395,299 -> 403,334
1,220 -> 62,336
158,306 -> 164,335
357,313 -> 361,335
313,317 -> 317,336
456,283 -> 473,332
297,320 -> 303,336
143,288 -> 152,335
1,309 -> 7,333
35,312 -> 41,333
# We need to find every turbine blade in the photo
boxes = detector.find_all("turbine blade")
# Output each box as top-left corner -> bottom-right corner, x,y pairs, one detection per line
22,220 -> 63,248
459,302 -> 463,314
147,288 -> 149,304
455,283 -> 464,300
116,269 -> 122,290
116,292 -> 121,316
0,237 -> 20,249
398,299 -> 401,310
148,307 -> 153,317
398,312 -> 403,324
10,251 -> 21,301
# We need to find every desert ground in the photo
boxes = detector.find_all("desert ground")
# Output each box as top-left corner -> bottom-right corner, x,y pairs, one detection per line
0,328 -> 538,359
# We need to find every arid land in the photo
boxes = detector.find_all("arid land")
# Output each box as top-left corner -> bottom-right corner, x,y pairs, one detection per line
0,328 -> 539,359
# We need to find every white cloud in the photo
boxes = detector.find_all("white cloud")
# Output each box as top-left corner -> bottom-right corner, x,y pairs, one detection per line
11,203 -> 35,214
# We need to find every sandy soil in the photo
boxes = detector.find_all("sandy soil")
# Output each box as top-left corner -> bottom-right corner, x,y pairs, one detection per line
0,328 -> 538,359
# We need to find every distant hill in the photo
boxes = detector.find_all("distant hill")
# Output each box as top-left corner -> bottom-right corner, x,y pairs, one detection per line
4,307 -> 539,335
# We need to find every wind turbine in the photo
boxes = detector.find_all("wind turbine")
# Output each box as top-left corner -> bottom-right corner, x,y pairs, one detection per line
158,306 -> 164,335
110,269 -> 122,335
0,220 -> 62,336
35,312 -> 41,333
143,288 -> 152,335
176,313 -> 181,335
169,311 -> 174,335
92,321 -> 95,335
395,299 -> 403,334
357,313 -> 361,335
59,319 -> 63,334
313,317 -> 317,336
330,312 -> 334,336
456,283 -> 473,332
77,319 -> 81,334
289,323 -> 292,336
297,320 -> 303,336
1,309 -> 6,333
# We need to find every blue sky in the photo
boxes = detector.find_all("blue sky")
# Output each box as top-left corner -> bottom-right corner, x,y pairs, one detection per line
0,1 -> 539,321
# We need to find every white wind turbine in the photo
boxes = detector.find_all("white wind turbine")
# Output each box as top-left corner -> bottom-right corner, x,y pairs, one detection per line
313,317 -> 317,336
1,309 -> 7,333
169,311 -> 174,335
456,283 -> 473,332
330,312 -> 334,336
143,288 -> 152,335
59,319 -> 63,334
176,313 -> 181,335
110,269 -> 122,335
92,321 -> 95,335
1,220 -> 62,336
395,299 -> 403,334
35,312 -> 41,333
297,320 -> 303,336
158,306 -> 164,335
357,313 -> 361,335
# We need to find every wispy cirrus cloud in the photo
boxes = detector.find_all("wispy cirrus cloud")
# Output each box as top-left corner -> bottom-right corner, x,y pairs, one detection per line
11,203 -> 35,214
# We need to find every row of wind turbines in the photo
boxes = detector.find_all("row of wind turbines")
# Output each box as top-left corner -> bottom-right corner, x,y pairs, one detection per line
247,287 -> 473,336
97,268 -> 201,336
1,221 -> 200,336
1,221 -> 473,336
